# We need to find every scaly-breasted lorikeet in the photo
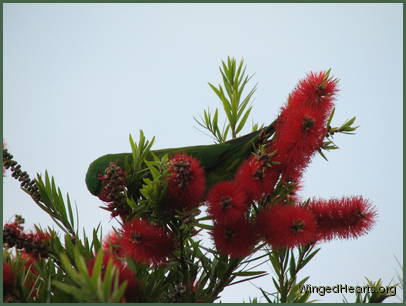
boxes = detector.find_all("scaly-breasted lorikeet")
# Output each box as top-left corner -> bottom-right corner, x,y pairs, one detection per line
85,123 -> 275,199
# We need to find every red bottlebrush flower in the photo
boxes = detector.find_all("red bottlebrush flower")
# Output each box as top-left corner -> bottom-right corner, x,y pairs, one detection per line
235,154 -> 279,202
166,153 -> 206,210
269,71 -> 338,182
118,266 -> 140,302
212,219 -> 257,258
24,229 -> 51,258
307,196 -> 376,240
3,222 -> 24,248
206,181 -> 248,224
98,186 -> 111,202
103,231 -> 123,256
97,162 -> 131,219
120,219 -> 174,265
26,229 -> 51,242
3,263 -> 14,289
258,204 -> 317,248
21,252 -> 38,274
288,71 -> 338,114
88,252 -> 139,302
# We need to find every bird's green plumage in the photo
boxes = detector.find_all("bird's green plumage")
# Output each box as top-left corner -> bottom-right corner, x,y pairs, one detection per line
85,124 -> 275,197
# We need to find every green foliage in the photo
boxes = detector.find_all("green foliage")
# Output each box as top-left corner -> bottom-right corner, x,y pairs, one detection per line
264,245 -> 320,303
34,171 -> 78,237
126,130 -> 155,186
128,153 -> 170,224
195,57 -> 260,142
318,108 -> 359,161
53,249 -> 126,303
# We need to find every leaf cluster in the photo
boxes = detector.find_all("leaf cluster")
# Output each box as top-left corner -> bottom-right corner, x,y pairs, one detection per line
318,108 -> 359,161
195,57 -> 259,142
263,245 -> 320,303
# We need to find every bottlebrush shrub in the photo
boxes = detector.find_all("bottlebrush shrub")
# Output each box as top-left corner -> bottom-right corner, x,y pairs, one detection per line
3,58 -> 382,303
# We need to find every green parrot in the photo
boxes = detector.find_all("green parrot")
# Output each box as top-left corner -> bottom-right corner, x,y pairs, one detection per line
85,123 -> 275,199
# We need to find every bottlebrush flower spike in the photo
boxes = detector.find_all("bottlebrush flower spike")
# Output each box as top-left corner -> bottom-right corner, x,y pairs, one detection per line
26,229 -> 51,242
269,71 -> 338,182
24,229 -> 51,258
21,252 -> 38,274
307,196 -> 376,240
289,71 -> 338,114
3,222 -> 24,249
212,219 -> 257,258
103,231 -> 123,257
3,263 -> 14,290
120,219 -> 174,265
97,162 -> 130,218
206,181 -> 248,224
258,204 -> 317,248
166,153 -> 205,210
235,152 -> 279,202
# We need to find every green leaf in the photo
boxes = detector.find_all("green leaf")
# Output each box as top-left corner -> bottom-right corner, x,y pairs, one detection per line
236,107 -> 252,134
299,248 -> 320,269
289,250 -> 296,278
342,116 -> 356,128
272,277 -> 281,291
196,223 -> 214,230
213,108 -> 219,132
229,274 -> 267,286
260,287 -> 273,303
53,281 -> 84,300
317,149 -> 329,161
233,270 -> 267,277
327,107 -> 335,127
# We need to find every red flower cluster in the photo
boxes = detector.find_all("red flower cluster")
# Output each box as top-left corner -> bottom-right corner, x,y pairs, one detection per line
119,219 -> 174,265
24,230 -> 51,256
3,222 -> 24,248
258,204 -> 317,248
269,71 -> 338,182
307,196 -> 376,240
254,196 -> 377,249
211,219 -> 257,258
207,181 -> 248,224
206,167 -> 264,257
3,257 -> 39,301
21,252 -> 38,274
235,153 -> 279,202
103,231 -> 122,256
3,263 -> 14,290
166,153 -> 206,210
207,149 -> 283,257
88,252 -> 139,302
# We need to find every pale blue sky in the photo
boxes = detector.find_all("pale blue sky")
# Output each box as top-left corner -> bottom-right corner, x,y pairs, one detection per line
3,3 -> 403,303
